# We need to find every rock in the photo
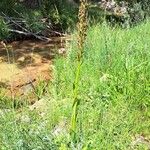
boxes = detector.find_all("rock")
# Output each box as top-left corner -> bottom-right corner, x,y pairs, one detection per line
0,109 -> 11,116
58,48 -> 66,55
131,135 -> 150,149
100,73 -> 111,82
52,118 -> 68,137
20,115 -> 31,123
29,99 -> 49,115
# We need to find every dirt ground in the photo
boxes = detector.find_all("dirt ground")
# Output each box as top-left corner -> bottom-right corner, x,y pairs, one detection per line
0,37 -> 69,98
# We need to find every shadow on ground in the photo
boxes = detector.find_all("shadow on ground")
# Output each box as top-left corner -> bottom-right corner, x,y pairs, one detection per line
0,37 -> 67,68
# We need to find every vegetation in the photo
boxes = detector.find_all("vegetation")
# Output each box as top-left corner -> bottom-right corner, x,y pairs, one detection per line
0,0 -> 78,40
0,0 -> 150,149
0,18 -> 150,150
70,0 -> 88,140
1,0 -> 150,40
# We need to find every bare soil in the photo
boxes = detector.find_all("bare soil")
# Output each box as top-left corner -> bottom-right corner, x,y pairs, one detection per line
0,37 -> 69,98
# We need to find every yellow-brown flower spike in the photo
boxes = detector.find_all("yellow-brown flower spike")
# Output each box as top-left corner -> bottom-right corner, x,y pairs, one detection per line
77,0 -> 88,61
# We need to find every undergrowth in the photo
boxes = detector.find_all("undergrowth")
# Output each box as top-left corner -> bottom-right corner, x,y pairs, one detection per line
0,0 -> 78,40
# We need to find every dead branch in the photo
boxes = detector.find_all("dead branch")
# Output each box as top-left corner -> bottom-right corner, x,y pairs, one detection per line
8,29 -> 51,41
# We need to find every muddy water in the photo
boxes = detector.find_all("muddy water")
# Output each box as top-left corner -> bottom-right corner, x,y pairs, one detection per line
0,36 -> 70,97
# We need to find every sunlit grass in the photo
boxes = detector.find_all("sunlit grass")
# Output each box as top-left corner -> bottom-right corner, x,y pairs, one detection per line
0,21 -> 150,149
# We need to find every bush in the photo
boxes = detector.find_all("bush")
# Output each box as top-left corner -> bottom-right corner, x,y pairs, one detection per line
23,10 -> 46,33
0,0 -> 78,40
139,0 -> 150,16
129,3 -> 145,25
42,0 -> 78,31
0,0 -> 17,16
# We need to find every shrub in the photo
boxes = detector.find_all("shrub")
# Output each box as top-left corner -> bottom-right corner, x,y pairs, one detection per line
0,0 -> 17,15
42,0 -> 78,31
139,0 -> 150,16
129,3 -> 145,25
23,10 -> 46,33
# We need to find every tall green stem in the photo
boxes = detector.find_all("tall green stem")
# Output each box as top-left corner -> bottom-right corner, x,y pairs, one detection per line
70,0 -> 88,140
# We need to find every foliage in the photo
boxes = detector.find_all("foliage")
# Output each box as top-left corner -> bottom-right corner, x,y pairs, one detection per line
0,1 -> 149,149
23,10 -> 46,33
0,17 -> 9,40
0,21 -> 150,149
126,2 -> 145,26
1,0 -> 150,41
42,0 -> 78,31
0,0 -> 78,40
0,0 -> 17,15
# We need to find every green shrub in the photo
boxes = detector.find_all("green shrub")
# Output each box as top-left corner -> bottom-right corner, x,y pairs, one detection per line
23,10 -> 46,33
129,3 -> 145,25
0,0 -> 17,15
42,0 -> 78,31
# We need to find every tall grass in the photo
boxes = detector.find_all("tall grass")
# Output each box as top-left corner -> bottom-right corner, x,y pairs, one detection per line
0,21 -> 150,149
54,21 -> 150,149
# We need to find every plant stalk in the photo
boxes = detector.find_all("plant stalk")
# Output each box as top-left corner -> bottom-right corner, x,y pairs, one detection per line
70,0 -> 88,140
